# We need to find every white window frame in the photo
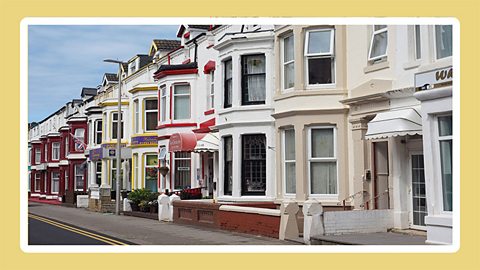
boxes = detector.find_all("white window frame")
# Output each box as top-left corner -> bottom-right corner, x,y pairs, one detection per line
133,154 -> 138,189
35,148 -> 41,165
144,98 -> 158,132
95,161 -> 102,186
145,154 -> 158,191
173,152 -> 192,190
281,33 -> 295,91
207,71 -> 215,110
304,28 -> 335,87
65,169 -> 69,191
434,25 -> 453,60
282,128 -> 296,196
34,173 -> 41,192
52,142 -> 60,161
172,84 -> 191,121
44,144 -> 48,161
51,171 -> 60,194
65,136 -> 69,157
435,114 -> 453,214
94,119 -> 102,145
74,164 -> 84,191
414,25 -> 422,60
307,126 -> 339,199
28,149 -> 31,165
134,99 -> 139,133
368,25 -> 388,61
74,128 -> 85,151
160,85 -> 167,123
111,112 -> 124,140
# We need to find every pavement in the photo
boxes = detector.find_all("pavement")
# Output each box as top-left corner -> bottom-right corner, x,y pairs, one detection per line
28,202 -> 296,245
311,231 -> 427,245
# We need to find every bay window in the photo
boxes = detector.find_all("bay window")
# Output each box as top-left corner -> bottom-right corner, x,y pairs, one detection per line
145,99 -> 158,131
174,152 -> 191,190
241,54 -> 266,105
95,120 -> 102,145
435,25 -> 452,59
283,129 -> 296,194
111,112 -> 124,140
223,136 -> 233,195
368,25 -> 388,61
309,127 -> 337,195
145,154 -> 158,192
305,29 -> 335,85
224,59 -> 232,108
438,115 -> 452,211
282,34 -> 295,90
74,164 -> 84,191
51,171 -> 59,194
52,142 -> 60,160
241,134 -> 266,195
173,84 -> 190,120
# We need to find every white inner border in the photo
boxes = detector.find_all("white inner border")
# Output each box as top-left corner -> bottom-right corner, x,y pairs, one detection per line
20,17 -> 460,253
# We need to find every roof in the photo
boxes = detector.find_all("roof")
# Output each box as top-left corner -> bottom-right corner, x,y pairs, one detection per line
155,62 -> 198,73
137,54 -> 153,69
104,73 -> 118,82
80,87 -> 97,97
177,24 -> 211,37
153,39 -> 181,51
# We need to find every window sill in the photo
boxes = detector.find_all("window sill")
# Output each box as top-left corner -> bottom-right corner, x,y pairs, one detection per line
364,60 -> 390,74
403,59 -> 421,70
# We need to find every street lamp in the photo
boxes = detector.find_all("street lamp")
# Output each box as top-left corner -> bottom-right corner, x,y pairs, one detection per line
104,59 -> 126,215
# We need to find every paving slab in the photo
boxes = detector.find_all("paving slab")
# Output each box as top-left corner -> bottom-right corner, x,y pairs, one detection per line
28,202 -> 298,245
312,232 -> 427,245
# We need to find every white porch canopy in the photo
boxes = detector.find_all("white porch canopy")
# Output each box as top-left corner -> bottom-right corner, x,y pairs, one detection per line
194,132 -> 219,152
365,108 -> 422,140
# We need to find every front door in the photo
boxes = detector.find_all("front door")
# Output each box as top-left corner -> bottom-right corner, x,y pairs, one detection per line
373,141 -> 390,209
410,154 -> 427,228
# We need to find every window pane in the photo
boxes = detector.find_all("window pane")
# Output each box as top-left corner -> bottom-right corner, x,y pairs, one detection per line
225,60 -> 232,79
174,96 -> 190,119
174,152 -> 191,190
224,136 -> 233,195
308,57 -> 333,84
161,96 -> 166,122
374,25 -> 387,31
242,134 -> 266,195
245,75 -> 266,102
311,129 -> 334,158
370,31 -> 388,59
284,35 -> 294,62
415,25 -> 422,59
285,162 -> 296,194
435,25 -> 452,59
174,84 -> 190,95
438,115 -> 453,136
145,155 -> 158,192
307,30 -> 332,55
284,129 -> 295,160
311,162 -> 337,194
145,99 -> 158,110
244,55 -> 265,74
146,112 -> 157,131
96,162 -> 102,186
284,62 -> 294,89
440,140 -> 453,211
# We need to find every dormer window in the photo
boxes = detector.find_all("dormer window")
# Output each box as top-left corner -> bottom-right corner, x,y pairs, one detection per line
129,62 -> 137,75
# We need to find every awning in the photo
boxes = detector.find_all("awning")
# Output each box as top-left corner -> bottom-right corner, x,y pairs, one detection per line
365,108 -> 422,140
169,132 -> 219,152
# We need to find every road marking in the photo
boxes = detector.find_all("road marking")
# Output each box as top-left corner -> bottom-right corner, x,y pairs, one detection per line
28,213 -> 129,246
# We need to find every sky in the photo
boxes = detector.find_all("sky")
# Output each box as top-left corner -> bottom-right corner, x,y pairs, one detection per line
28,25 -> 178,123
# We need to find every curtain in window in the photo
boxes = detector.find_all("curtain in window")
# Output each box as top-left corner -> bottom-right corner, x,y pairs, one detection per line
224,136 -> 233,195
174,85 -> 190,120
440,140 -> 452,211
243,55 -> 266,103
311,129 -> 334,157
311,162 -> 337,194
370,31 -> 388,59
435,25 -> 452,59
284,129 -> 296,194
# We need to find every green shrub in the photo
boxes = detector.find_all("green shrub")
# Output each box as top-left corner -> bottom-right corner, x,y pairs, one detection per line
128,188 -> 153,207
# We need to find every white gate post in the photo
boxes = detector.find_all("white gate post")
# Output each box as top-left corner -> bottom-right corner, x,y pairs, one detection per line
302,199 -> 324,245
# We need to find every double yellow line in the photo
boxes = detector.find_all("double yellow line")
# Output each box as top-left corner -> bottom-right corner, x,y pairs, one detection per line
28,213 -> 129,246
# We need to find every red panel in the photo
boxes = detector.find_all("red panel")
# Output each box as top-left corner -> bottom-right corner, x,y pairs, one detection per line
204,109 -> 215,115
183,32 -> 190,39
169,132 -> 207,152
182,59 -> 191,64
203,60 -> 216,74
154,68 -> 198,80
157,123 -> 197,130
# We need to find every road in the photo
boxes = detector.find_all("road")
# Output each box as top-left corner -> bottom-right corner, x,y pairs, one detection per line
28,213 -> 133,245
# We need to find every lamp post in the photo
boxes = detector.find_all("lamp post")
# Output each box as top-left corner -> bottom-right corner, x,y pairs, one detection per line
103,59 -> 126,215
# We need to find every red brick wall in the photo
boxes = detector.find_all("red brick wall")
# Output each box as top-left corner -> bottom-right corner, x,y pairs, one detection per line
217,211 -> 280,238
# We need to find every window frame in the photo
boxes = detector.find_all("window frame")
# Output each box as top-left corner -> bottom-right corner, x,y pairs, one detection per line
35,147 -> 41,165
173,152 -> 191,190
172,84 -> 191,121
51,142 -> 60,161
65,136 -> 69,158
95,161 -> 102,186
368,25 -> 388,62
414,25 -> 422,60
34,173 -> 41,192
241,54 -> 266,105
144,154 -> 158,192
223,59 -> 233,108
144,98 -> 158,132
111,112 -> 124,140
94,119 -> 102,145
160,85 -> 167,123
207,70 -> 215,110
44,143 -> 48,162
223,136 -> 233,196
281,33 -> 295,91
282,128 -> 296,196
304,28 -> 336,87
134,99 -> 139,133
51,171 -> 60,194
307,126 -> 339,198
434,25 -> 453,60
435,114 -> 453,213
241,134 -> 267,196
74,128 -> 85,151
74,164 -> 84,192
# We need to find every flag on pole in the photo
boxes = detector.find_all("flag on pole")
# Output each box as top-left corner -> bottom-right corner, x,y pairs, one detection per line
70,133 -> 87,150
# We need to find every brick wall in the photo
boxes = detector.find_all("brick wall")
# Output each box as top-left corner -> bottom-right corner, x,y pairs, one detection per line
218,211 -> 280,238
323,209 -> 394,235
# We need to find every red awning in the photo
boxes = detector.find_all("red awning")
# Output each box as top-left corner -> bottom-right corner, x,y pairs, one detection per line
203,60 -> 216,74
169,132 -> 206,152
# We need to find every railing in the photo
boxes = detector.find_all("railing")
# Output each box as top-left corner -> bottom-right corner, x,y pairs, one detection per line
360,188 -> 391,210
337,190 -> 368,210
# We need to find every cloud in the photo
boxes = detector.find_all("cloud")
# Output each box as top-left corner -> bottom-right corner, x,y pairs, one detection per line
28,25 -> 178,122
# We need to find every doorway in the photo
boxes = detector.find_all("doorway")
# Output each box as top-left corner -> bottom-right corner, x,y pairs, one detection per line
373,141 -> 390,209
410,153 -> 427,228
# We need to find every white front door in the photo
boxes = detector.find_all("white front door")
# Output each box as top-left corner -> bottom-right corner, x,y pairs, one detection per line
410,153 -> 427,229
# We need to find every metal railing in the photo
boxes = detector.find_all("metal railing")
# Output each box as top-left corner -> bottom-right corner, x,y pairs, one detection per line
337,190 -> 368,210
360,188 -> 392,209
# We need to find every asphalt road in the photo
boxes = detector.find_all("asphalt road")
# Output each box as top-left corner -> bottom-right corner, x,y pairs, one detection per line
28,213 -> 134,245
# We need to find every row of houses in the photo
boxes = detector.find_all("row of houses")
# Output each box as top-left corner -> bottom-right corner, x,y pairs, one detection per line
28,24 -> 454,244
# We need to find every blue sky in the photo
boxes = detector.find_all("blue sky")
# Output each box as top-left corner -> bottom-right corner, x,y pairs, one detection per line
28,25 -> 178,122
